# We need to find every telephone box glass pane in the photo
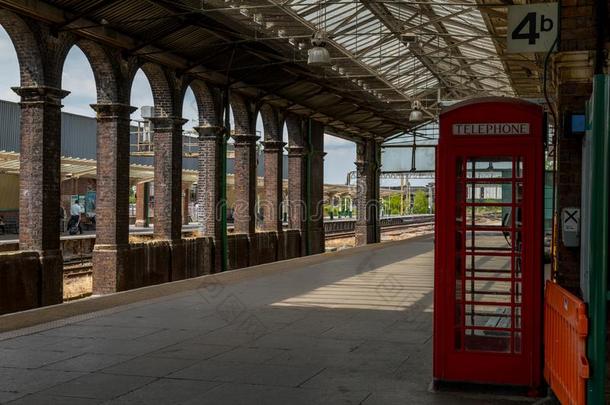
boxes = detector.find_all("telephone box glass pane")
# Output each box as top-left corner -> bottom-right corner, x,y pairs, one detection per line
455,156 -> 525,354
465,206 -> 512,229
466,158 -> 513,179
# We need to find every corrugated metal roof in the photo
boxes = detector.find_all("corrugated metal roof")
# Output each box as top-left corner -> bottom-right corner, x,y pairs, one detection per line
0,99 -> 285,177
61,111 -> 97,160
0,100 -> 20,152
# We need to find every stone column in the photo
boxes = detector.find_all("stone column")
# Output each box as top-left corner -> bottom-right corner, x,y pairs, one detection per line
151,116 -> 187,241
263,140 -> 286,233
135,181 -> 149,227
355,139 -> 381,246
194,125 -> 224,272
13,86 -> 69,306
91,103 -> 136,294
232,134 -> 259,235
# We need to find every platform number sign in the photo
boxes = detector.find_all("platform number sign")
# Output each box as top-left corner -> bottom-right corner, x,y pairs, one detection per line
507,3 -> 558,53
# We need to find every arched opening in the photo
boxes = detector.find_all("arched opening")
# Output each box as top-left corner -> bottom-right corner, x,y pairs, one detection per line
62,46 -> 96,117
281,121 -> 289,224
0,24 -> 22,237
129,68 -> 155,229
181,85 -> 198,226
254,111 -> 264,230
226,105 -> 235,226
60,45 -> 97,235
324,134 -> 356,248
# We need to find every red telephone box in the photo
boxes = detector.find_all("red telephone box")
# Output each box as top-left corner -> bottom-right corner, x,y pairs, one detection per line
434,98 -> 544,390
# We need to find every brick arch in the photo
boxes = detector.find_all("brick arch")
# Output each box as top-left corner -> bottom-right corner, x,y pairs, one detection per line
230,93 -> 254,135
184,79 -> 222,128
260,104 -> 282,141
0,9 -> 44,87
132,62 -> 178,117
285,113 -> 305,147
73,40 -> 122,104
54,36 -> 122,104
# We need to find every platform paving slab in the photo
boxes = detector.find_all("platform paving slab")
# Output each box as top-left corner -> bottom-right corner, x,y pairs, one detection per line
0,236 -> 532,404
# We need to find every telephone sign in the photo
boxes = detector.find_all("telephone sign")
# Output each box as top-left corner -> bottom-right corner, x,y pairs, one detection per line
507,3 -> 558,53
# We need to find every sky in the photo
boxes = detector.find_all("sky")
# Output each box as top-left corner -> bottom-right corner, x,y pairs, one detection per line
0,27 -> 359,185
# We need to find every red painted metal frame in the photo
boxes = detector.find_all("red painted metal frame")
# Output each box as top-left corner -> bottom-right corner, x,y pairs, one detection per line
433,98 -> 544,390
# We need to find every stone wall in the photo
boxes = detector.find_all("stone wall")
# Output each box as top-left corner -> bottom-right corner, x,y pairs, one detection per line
226,231 -> 302,270
1,230 -> 303,314
249,232 -> 279,266
227,233 -> 250,270
283,230 -> 302,260
0,251 -> 41,315
127,237 -> 214,290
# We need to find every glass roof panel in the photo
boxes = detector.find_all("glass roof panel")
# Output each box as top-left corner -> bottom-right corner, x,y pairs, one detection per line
285,0 -> 512,103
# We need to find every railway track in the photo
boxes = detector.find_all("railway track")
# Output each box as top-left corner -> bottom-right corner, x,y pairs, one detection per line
325,217 -> 435,240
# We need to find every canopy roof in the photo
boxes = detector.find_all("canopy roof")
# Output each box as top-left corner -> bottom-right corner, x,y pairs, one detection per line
3,0 -> 542,140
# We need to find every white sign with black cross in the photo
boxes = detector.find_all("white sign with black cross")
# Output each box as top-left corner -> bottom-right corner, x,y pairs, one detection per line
507,3 -> 558,53
561,207 -> 580,247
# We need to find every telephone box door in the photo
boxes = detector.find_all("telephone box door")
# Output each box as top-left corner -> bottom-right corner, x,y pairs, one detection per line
434,98 -> 543,389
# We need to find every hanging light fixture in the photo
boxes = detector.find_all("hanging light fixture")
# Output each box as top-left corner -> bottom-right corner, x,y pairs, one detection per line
409,100 -> 424,122
307,30 -> 331,66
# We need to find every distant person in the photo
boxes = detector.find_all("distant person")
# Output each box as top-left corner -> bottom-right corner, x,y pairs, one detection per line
69,201 -> 83,235
0,215 -> 5,235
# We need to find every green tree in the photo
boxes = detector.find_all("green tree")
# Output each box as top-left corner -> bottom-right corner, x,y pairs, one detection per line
388,194 -> 403,215
129,186 -> 136,204
412,190 -> 429,214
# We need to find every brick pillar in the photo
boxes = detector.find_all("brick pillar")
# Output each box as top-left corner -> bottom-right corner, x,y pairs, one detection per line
309,120 -> 326,255
286,114 -> 307,256
150,116 -> 187,241
355,139 -> 381,246
232,134 -> 259,235
287,145 -> 307,232
91,103 -> 136,294
13,86 -> 69,306
182,183 -> 191,225
135,181 -> 149,227
263,140 -> 286,233
194,125 -> 224,272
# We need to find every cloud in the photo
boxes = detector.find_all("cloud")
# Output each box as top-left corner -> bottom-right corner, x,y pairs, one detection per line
324,134 -> 355,184
0,87 -> 19,103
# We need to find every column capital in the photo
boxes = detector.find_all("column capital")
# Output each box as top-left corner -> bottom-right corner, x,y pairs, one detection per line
194,125 -> 224,138
262,140 -> 286,153
12,86 -> 70,105
286,145 -> 306,157
149,116 -> 188,130
355,160 -> 371,174
232,134 -> 260,145
90,103 -> 137,118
